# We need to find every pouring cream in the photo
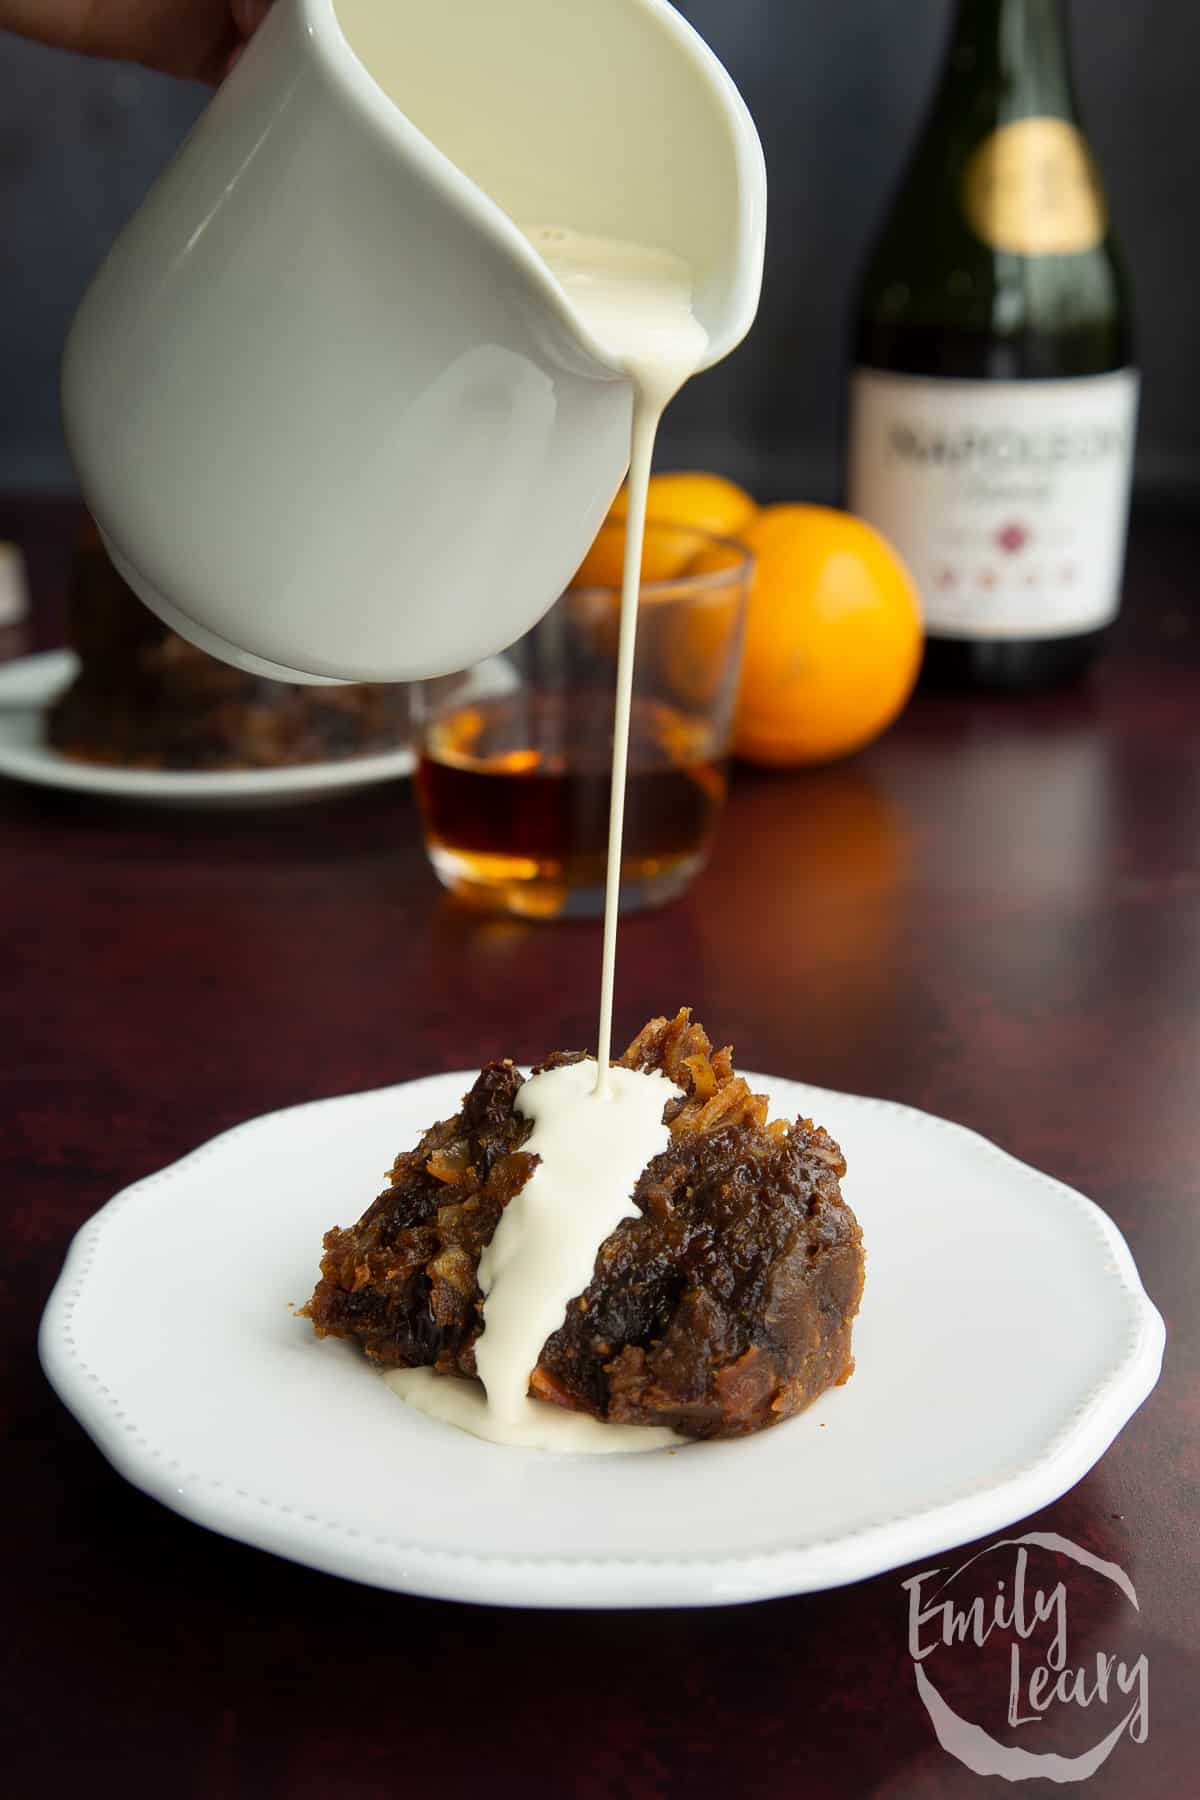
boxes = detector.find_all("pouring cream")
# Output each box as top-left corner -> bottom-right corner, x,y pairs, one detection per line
518,230 -> 711,1087
388,228 -> 713,1451
388,1060 -> 682,1452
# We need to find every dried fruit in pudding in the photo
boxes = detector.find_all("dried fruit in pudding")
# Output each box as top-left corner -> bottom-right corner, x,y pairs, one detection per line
305,1011 -> 864,1440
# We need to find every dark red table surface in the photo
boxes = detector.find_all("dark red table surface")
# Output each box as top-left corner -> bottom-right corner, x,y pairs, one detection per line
2,497 -> 1196,1798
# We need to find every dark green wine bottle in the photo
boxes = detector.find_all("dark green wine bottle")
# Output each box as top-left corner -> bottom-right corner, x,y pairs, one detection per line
848,0 -> 1137,691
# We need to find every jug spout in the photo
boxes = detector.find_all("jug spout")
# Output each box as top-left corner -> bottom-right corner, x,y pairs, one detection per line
333,0 -> 766,374
61,0 -> 766,684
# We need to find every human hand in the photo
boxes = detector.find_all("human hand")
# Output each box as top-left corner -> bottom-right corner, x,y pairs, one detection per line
0,0 -> 273,84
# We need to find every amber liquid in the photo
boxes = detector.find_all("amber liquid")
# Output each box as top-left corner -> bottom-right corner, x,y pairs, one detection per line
416,691 -> 727,918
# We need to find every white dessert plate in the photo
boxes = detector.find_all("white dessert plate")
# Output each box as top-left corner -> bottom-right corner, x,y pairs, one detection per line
0,651 -> 413,806
39,1071 -> 1165,1609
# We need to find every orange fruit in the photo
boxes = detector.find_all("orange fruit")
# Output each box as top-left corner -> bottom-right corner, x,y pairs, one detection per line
572,520 -> 703,590
658,593 -> 744,710
655,538 -> 751,708
610,470 -> 757,540
733,505 -> 922,767
572,471 -> 757,590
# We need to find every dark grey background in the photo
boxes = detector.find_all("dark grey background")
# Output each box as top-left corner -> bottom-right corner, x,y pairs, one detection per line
0,0 -> 1195,502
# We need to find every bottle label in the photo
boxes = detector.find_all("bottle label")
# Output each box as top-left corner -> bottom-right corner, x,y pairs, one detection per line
963,118 -> 1107,256
848,369 -> 1139,639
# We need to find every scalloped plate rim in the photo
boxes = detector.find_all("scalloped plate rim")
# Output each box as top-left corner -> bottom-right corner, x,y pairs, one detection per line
38,1070 -> 1166,1608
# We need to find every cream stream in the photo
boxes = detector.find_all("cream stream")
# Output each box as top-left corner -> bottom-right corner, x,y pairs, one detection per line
521,229 -> 710,1088
390,231 -> 709,1451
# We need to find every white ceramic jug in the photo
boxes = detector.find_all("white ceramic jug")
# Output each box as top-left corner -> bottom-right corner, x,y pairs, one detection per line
62,0 -> 765,683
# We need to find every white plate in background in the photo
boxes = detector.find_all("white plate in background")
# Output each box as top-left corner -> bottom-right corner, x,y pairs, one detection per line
0,651 -> 413,806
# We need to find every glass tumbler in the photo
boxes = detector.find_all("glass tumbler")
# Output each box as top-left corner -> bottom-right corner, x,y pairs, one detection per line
412,526 -> 752,918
